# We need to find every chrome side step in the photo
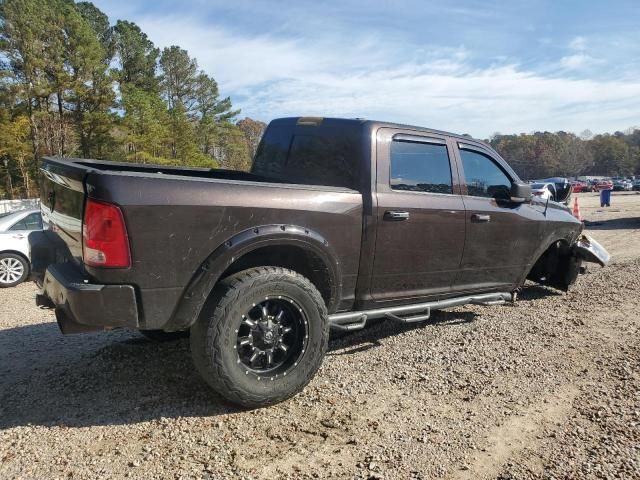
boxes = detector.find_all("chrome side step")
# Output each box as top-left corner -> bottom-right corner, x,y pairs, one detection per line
328,292 -> 514,331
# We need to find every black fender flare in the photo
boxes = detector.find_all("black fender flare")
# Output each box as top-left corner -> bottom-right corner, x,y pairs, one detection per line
165,224 -> 342,331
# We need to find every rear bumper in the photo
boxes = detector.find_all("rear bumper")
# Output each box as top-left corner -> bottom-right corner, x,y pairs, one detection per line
40,263 -> 139,334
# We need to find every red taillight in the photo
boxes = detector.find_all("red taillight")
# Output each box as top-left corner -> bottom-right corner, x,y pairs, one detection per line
83,199 -> 131,268
533,191 -> 543,196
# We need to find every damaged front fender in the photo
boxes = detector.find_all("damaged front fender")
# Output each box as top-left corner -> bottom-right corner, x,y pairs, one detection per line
574,234 -> 610,267
527,234 -> 611,291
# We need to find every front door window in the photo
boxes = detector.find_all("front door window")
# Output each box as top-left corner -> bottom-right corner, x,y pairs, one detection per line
459,148 -> 511,199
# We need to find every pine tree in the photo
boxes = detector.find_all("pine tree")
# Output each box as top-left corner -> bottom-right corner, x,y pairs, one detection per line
121,84 -> 170,162
237,118 -> 267,158
160,46 -> 198,112
65,2 -> 116,158
113,20 -> 159,91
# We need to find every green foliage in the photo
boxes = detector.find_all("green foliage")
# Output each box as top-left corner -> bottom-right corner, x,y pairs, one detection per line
64,2 -> 115,158
237,117 -> 267,158
195,73 -> 238,121
0,113 -> 35,197
76,2 -> 114,61
121,84 -> 169,162
160,46 -> 198,111
589,134 -> 635,176
490,129 -> 639,180
0,0 -> 254,197
216,122 -> 251,171
167,103 -> 213,165
113,20 -> 159,91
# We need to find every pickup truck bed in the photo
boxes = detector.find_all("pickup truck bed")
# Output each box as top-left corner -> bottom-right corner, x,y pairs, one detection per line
31,116 -> 609,407
35,156 -> 363,332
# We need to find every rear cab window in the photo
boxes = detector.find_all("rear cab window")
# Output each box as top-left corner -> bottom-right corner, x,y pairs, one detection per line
252,119 -> 362,190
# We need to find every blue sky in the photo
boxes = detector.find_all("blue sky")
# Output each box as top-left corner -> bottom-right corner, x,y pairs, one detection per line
94,0 -> 640,137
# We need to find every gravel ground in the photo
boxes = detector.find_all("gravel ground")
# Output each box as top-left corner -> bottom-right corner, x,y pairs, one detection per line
0,192 -> 638,480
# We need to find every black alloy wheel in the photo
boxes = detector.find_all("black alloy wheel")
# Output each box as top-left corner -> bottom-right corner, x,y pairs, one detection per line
235,297 -> 308,377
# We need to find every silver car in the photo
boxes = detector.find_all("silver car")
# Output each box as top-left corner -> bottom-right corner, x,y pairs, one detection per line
0,209 -> 43,287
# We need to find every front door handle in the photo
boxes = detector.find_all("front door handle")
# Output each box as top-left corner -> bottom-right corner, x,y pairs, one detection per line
384,210 -> 410,221
471,213 -> 491,223
11,234 -> 26,239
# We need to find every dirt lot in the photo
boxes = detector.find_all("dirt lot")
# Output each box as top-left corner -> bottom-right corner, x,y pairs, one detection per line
1,192 -> 639,480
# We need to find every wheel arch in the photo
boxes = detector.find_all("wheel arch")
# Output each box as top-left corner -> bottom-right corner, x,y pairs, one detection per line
165,225 -> 342,331
523,236 -> 576,289
0,250 -> 30,265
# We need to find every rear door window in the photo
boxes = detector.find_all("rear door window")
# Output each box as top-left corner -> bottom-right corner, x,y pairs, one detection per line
8,213 -> 42,231
390,140 -> 453,194
23,213 -> 43,230
8,218 -> 27,231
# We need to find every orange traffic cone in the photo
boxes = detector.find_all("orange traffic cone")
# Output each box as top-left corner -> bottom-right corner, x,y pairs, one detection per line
572,197 -> 582,221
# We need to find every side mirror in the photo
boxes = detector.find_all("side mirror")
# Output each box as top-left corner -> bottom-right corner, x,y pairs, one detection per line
510,182 -> 531,203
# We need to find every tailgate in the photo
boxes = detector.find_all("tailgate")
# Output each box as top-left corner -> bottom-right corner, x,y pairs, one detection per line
39,158 -> 87,265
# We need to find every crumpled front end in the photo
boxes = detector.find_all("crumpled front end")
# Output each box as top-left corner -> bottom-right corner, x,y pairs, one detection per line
527,235 -> 610,291
573,235 -> 610,267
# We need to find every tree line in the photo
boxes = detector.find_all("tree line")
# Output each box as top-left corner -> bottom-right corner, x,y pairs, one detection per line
488,128 -> 640,181
0,0 -> 638,200
0,0 -> 266,199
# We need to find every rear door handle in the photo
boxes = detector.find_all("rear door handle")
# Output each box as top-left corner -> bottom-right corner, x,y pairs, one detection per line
384,210 -> 410,221
11,234 -> 26,239
471,214 -> 491,223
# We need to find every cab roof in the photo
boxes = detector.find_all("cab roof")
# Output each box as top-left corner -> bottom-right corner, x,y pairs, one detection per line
271,116 -> 487,146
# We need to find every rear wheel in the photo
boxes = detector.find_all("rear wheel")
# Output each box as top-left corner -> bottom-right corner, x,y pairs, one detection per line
190,266 -> 329,408
0,253 -> 29,288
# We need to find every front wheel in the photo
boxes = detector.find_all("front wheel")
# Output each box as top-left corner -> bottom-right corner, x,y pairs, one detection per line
190,267 -> 329,408
0,253 -> 29,288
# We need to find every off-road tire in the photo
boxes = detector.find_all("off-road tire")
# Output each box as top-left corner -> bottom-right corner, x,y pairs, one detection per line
190,266 -> 329,408
139,330 -> 189,342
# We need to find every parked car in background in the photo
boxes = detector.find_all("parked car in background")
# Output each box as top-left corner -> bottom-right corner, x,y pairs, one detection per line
529,177 -> 572,203
581,181 -> 594,192
570,181 -> 589,193
612,180 -> 632,191
539,177 -> 572,204
0,209 -> 43,287
593,179 -> 613,192
530,182 -> 554,200
633,180 -> 640,191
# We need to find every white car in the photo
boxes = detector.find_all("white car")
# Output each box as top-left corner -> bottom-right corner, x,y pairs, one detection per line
530,182 -> 555,201
0,209 -> 42,287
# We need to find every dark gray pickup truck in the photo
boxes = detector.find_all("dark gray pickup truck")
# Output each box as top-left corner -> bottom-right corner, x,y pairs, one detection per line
31,116 -> 609,407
